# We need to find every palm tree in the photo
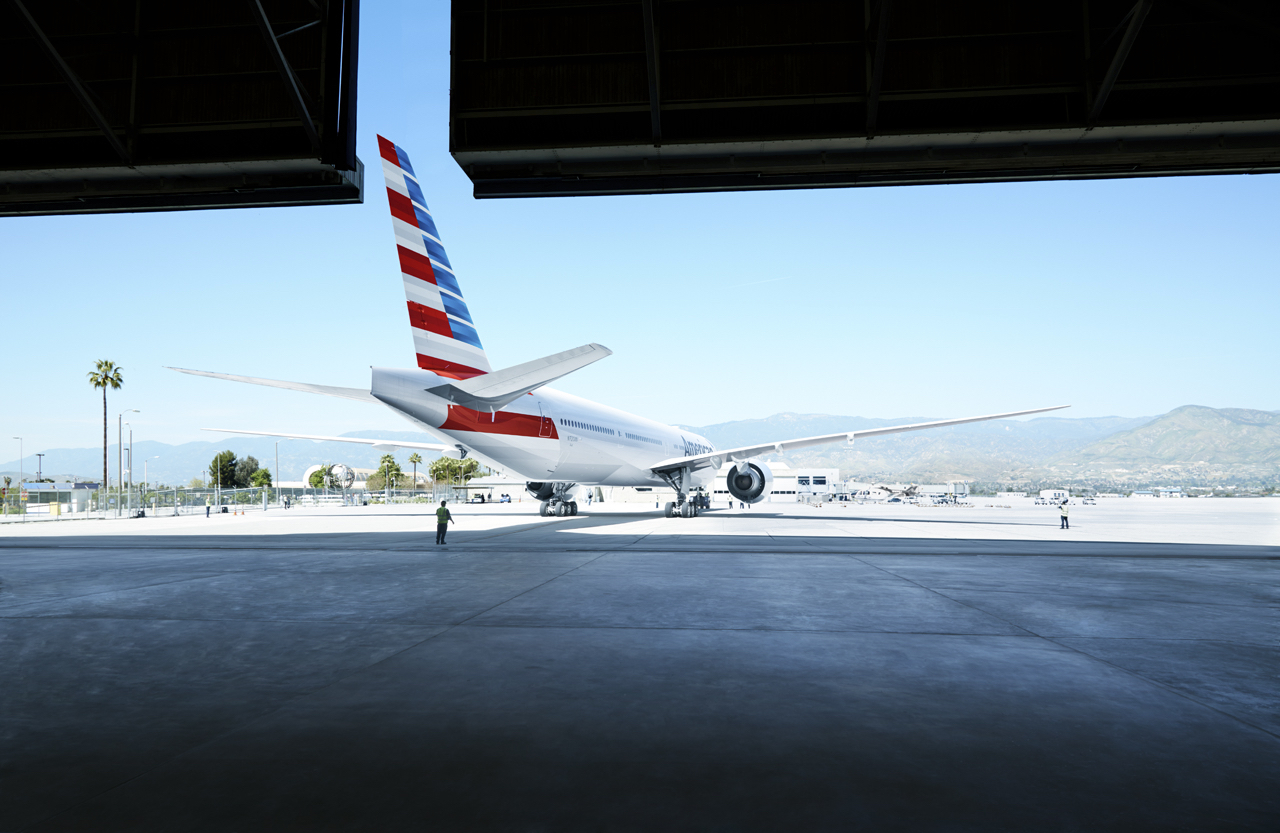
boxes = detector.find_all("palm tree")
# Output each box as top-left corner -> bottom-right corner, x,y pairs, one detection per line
87,360 -> 123,494
408,453 -> 423,492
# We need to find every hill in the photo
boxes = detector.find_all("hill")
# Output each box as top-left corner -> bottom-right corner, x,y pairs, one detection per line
1055,406 -> 1280,473
682,412 -> 1154,481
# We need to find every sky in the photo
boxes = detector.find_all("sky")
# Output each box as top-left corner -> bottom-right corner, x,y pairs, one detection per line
3,0 -> 1278,468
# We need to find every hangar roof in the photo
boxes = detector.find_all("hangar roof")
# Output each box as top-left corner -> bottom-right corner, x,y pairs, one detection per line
1,0 -> 361,216
449,0 -> 1280,197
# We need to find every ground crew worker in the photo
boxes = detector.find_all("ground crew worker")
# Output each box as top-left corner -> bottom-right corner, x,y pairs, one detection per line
436,500 -> 455,545
1060,500 -> 1069,530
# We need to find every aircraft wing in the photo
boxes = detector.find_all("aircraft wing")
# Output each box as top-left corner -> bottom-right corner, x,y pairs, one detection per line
650,405 -> 1069,474
167,367 -> 378,403
203,428 -> 446,452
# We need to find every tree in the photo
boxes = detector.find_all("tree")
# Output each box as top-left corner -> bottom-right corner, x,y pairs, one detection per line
250,468 -> 272,488
408,453 -> 423,491
309,465 -> 331,489
429,457 -> 480,489
367,455 -> 403,491
188,476 -> 206,489
86,360 -> 123,490
234,455 -> 260,488
209,451 -> 237,490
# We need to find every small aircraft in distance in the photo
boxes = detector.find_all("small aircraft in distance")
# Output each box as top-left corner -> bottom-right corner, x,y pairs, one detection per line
171,136 -> 1067,519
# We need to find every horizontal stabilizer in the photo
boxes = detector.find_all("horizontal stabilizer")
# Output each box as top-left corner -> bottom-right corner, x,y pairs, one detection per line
426,343 -> 612,411
167,367 -> 377,403
203,428 -> 445,452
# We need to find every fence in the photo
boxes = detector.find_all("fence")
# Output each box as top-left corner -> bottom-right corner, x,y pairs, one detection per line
0,482 -> 476,523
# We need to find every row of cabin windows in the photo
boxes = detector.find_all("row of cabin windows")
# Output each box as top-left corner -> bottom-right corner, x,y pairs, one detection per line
564,418 -> 614,436
561,418 -> 664,446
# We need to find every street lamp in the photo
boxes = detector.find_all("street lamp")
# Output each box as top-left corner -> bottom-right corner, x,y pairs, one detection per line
275,439 -> 288,507
125,421 -> 134,516
144,456 -> 159,491
117,409 -> 138,517
35,453 -> 44,481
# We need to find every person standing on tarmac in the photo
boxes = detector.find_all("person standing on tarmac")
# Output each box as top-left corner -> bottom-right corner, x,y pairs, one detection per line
436,500 -> 455,545
1060,500 -> 1070,529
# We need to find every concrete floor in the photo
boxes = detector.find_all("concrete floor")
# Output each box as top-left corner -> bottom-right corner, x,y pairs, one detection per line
2,501 -> 1277,831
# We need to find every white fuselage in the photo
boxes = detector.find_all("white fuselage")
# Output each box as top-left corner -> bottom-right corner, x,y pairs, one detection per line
371,366 -> 719,488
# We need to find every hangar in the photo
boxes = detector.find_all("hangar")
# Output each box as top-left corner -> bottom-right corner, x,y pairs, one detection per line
448,0 -> 1280,197
0,0 -> 361,216
7,1 -> 1277,215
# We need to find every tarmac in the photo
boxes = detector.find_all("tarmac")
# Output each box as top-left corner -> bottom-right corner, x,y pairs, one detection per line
2,499 -> 1277,831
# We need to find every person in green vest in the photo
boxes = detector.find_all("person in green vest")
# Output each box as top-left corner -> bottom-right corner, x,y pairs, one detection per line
436,500 -> 455,545
1060,500 -> 1069,530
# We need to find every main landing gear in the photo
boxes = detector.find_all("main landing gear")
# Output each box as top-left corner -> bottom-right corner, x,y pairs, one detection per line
665,500 -> 699,518
541,499 -> 578,517
658,466 -> 706,519
538,482 -> 579,517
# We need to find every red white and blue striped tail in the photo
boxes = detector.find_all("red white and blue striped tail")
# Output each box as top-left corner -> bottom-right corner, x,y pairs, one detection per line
377,135 -> 491,380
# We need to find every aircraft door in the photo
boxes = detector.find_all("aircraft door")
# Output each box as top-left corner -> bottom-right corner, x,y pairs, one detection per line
539,415 -> 553,438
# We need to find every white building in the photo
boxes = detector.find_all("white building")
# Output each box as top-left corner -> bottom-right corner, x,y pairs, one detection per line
919,483 -> 970,499
1039,488 -> 1069,501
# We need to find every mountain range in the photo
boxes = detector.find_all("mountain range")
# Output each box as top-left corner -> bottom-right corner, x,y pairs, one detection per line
2,406 -> 1276,488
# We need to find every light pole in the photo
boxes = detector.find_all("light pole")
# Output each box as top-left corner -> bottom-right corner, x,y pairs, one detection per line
275,440 -> 286,507
125,422 -> 134,516
117,409 -> 138,517
12,437 -> 21,484
35,453 -> 44,481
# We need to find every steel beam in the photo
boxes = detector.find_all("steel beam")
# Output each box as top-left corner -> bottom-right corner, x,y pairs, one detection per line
338,0 -> 360,172
865,0 -> 894,138
641,0 -> 662,146
1089,0 -> 1154,125
10,0 -> 131,164
246,0 -> 321,154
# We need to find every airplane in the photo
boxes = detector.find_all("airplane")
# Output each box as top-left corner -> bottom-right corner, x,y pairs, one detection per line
170,135 -> 1068,520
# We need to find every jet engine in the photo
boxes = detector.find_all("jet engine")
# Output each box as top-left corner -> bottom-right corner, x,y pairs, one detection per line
526,482 -> 556,501
725,462 -> 773,504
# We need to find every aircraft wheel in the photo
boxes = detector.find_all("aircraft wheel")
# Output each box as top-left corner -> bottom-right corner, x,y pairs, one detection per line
679,503 -> 690,518
569,501 -> 578,515
664,502 -> 676,518
540,501 -> 551,517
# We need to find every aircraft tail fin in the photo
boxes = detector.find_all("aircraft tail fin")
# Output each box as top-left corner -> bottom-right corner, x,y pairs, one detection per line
377,135 -> 492,379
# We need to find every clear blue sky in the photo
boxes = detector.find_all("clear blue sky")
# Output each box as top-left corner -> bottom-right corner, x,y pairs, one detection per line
3,0 -> 1278,461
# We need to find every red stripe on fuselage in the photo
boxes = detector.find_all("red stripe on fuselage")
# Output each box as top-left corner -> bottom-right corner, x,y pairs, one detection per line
377,135 -> 399,164
416,354 -> 488,380
397,245 -> 436,284
387,189 -> 417,226
407,302 -> 451,337
440,405 -> 557,438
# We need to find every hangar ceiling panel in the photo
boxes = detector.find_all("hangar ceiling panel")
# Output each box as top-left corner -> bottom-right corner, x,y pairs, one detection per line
449,0 -> 1280,197
1,0 -> 362,216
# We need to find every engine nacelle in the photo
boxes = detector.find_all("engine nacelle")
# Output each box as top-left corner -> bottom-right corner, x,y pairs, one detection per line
725,462 -> 773,504
526,482 -> 555,501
